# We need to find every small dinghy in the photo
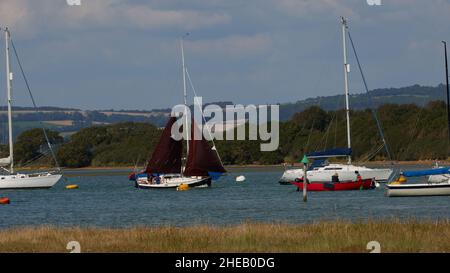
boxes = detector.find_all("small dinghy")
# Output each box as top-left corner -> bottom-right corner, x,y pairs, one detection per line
291,178 -> 375,191
386,168 -> 450,197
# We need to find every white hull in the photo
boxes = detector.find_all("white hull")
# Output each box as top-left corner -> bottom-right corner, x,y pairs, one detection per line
136,175 -> 211,189
0,173 -> 62,189
280,164 -> 393,183
386,183 -> 450,197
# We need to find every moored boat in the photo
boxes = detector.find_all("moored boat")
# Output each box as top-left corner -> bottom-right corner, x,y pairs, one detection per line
131,37 -> 226,189
279,156 -> 392,184
0,28 -> 62,190
386,183 -> 450,197
131,117 -> 226,189
279,18 -> 393,185
135,174 -> 211,189
386,168 -> 450,197
291,178 -> 375,191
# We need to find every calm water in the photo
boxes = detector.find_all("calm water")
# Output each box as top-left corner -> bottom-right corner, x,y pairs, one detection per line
0,165 -> 448,229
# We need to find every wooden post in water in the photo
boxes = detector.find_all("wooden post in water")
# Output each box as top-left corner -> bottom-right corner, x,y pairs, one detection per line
301,155 -> 309,202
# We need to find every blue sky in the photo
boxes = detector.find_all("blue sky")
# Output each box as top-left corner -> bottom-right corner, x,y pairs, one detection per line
0,0 -> 449,110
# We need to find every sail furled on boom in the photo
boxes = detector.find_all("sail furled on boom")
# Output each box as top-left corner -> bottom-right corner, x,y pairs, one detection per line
183,120 -> 226,177
402,167 -> 450,177
306,148 -> 352,159
145,117 -> 183,174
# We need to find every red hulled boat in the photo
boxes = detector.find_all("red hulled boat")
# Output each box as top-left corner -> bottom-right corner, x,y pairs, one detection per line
291,178 -> 375,191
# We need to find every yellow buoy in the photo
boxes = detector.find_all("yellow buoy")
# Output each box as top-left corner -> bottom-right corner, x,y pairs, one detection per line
398,175 -> 407,183
177,183 -> 189,191
66,184 -> 79,190
391,175 -> 407,185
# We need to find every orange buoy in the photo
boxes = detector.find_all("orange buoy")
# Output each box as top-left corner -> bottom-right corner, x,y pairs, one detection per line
66,184 -> 79,190
0,197 -> 10,205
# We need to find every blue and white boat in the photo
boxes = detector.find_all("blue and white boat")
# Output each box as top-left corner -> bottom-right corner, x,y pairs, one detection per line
386,168 -> 450,197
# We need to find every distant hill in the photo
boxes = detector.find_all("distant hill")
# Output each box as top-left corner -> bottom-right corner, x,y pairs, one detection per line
0,85 -> 447,142
279,84 -> 447,120
0,106 -> 81,111
0,102 -> 234,143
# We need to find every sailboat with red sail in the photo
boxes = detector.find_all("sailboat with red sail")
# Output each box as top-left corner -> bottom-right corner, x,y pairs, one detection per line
130,37 -> 226,189
133,117 -> 226,189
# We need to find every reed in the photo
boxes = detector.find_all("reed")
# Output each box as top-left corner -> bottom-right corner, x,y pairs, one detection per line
0,220 -> 448,253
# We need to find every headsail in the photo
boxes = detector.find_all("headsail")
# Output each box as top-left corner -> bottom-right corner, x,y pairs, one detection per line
183,120 -> 226,177
145,117 -> 182,174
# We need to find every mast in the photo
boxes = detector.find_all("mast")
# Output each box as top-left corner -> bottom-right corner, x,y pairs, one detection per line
443,41 -> 450,157
341,17 -> 352,164
180,35 -> 189,173
5,28 -> 14,173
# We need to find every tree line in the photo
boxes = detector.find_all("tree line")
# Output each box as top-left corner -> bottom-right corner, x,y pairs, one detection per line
2,101 -> 448,168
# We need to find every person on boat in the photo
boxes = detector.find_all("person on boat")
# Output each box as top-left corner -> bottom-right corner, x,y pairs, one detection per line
154,175 -> 161,185
332,172 -> 340,183
355,171 -> 362,182
294,176 -> 304,191
128,173 -> 136,181
294,176 -> 304,182
146,173 -> 153,184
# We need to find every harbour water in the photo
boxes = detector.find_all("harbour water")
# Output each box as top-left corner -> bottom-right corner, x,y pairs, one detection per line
0,165 -> 448,229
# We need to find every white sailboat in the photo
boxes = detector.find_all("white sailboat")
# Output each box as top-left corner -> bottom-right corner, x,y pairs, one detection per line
279,18 -> 393,184
0,28 -> 62,189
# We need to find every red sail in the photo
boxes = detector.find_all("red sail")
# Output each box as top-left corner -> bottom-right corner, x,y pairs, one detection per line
183,121 -> 226,176
145,117 -> 182,174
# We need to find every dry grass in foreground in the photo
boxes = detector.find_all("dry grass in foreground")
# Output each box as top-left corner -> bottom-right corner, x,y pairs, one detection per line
0,220 -> 449,253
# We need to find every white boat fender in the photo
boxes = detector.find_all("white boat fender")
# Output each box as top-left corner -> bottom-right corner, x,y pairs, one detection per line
375,182 -> 380,188
236,175 -> 246,182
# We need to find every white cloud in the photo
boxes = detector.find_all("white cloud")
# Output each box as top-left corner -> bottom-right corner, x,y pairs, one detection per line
187,34 -> 272,58
0,0 -> 231,34
1,0 -> 450,110
0,0 -> 32,33
123,5 -> 230,30
275,0 -> 355,18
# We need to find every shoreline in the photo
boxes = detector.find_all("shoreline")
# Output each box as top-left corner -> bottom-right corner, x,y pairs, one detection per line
1,220 -> 448,253
15,159 -> 449,172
